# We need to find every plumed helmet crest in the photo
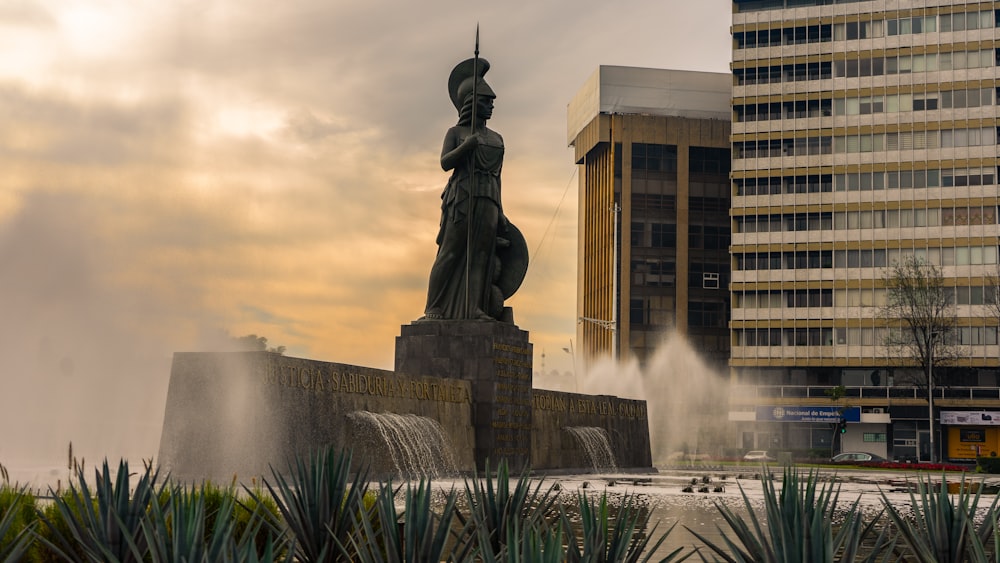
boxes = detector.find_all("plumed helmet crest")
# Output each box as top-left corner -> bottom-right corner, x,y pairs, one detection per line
448,57 -> 494,111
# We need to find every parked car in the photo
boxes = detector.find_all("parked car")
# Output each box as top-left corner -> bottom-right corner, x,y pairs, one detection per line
742,450 -> 775,462
830,452 -> 886,464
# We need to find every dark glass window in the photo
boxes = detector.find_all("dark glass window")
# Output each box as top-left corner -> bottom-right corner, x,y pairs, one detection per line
632,143 -> 677,173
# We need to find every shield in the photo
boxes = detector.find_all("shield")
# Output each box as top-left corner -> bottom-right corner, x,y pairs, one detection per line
496,221 -> 528,299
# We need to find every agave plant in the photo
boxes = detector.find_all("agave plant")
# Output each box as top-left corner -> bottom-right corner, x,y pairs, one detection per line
143,482 -> 289,563
475,516 -> 566,563
37,459 -> 164,563
460,459 -> 561,559
688,466 -> 894,563
880,472 -> 1000,563
261,447 -> 370,563
0,484 -> 35,563
563,490 -> 690,563
345,479 -> 471,562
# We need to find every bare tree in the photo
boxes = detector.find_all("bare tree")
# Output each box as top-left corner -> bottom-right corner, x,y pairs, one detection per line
880,255 -> 961,393
880,255 -> 960,462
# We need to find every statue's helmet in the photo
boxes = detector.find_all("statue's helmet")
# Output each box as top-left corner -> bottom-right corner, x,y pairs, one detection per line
448,57 -> 495,112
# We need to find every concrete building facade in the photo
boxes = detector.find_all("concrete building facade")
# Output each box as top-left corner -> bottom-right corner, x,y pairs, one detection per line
731,0 -> 1000,462
568,67 -> 732,369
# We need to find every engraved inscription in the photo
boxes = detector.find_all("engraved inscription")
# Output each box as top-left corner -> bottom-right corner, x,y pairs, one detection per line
532,391 -> 647,420
262,363 -> 470,404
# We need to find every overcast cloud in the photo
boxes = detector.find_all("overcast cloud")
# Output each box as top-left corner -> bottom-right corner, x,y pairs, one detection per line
0,0 -> 730,466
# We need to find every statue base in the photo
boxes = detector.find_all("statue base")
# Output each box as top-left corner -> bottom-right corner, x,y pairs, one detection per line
395,320 -> 532,472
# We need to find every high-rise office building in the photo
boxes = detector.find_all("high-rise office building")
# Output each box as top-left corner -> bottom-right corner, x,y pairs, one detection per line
731,0 -> 1000,462
568,67 -> 732,368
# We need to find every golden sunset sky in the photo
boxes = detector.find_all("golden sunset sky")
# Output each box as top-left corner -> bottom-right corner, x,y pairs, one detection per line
0,0 -> 730,465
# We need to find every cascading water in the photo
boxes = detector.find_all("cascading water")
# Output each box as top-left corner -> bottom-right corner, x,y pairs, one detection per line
564,426 -> 618,471
348,411 -> 458,478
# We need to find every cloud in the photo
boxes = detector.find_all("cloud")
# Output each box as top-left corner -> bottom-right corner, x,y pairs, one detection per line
0,0 -> 732,471
0,0 -> 54,28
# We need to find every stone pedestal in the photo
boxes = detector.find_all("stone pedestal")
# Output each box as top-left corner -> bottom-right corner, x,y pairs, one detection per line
396,321 -> 533,471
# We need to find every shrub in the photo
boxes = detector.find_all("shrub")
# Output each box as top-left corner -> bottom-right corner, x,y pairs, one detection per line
976,456 -> 1000,474
0,485 -> 35,563
33,489 -> 94,563
236,484 -> 286,556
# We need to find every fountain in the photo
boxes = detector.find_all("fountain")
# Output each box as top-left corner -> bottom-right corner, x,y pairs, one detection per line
348,411 -> 458,478
564,427 -> 618,472
156,52 -> 652,482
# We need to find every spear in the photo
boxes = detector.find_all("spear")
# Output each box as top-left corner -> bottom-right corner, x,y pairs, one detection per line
464,25 -> 479,318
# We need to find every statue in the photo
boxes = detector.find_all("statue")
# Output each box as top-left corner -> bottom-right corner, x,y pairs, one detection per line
420,50 -> 527,322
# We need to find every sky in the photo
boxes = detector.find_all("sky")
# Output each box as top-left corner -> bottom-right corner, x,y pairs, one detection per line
0,0 -> 731,466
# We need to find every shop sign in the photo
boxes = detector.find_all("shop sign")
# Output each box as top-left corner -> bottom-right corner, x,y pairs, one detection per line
755,406 -> 860,423
940,411 -> 1000,426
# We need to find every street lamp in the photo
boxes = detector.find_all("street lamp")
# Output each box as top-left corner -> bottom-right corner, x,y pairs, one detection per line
562,340 -> 578,392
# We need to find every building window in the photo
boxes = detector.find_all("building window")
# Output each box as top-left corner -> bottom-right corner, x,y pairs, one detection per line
631,143 -> 677,174
630,222 -> 645,247
650,223 -> 676,248
689,301 -> 725,328
629,298 -> 648,326
631,259 -> 675,287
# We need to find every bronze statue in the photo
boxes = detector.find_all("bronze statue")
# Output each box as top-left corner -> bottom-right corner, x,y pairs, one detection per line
420,53 -> 527,322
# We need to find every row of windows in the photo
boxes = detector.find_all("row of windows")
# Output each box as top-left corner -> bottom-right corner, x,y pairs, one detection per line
689,147 -> 732,175
631,193 -> 676,213
736,206 -> 1000,233
689,196 -> 730,215
631,143 -> 677,173
631,259 -> 675,288
834,168 -> 996,191
734,127 -> 998,158
833,88 -> 994,114
629,222 -> 677,248
688,301 -> 727,328
629,298 -> 729,328
737,137 -> 833,157
735,246 -> 1000,271
734,87 -> 994,122
736,62 -> 832,85
735,168 -> 997,196
737,250 -> 833,270
630,222 -> 732,251
735,285 -> 999,309
735,326 -> 999,347
736,0 -> 866,13
736,174 -> 832,195
832,12 -> 995,40
733,11 -> 995,48
833,49 -> 995,78
734,49 -> 995,85
689,225 -> 731,251
735,24 -> 833,48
